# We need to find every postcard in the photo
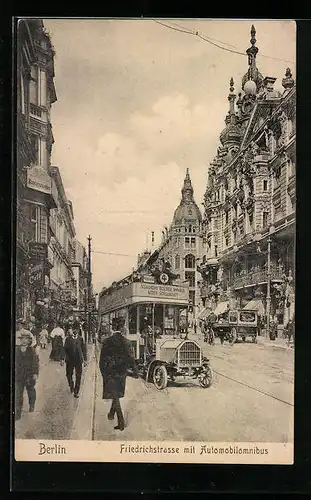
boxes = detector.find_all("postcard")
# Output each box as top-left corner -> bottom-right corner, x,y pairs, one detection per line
14,18 -> 295,465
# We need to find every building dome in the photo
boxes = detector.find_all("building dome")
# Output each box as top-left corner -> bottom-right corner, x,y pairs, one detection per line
173,202 -> 202,223
172,169 -> 202,224
244,79 -> 257,95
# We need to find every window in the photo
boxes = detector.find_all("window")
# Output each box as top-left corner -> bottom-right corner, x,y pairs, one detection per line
239,311 -> 256,323
29,204 -> 48,243
263,211 -> 269,228
225,236 -> 229,247
29,65 -> 39,105
263,180 -> 268,191
215,245 -> 218,257
185,254 -> 195,269
191,237 -> 196,249
249,211 -> 254,229
288,159 -> 295,178
185,271 -> 195,288
189,225 -> 192,233
175,255 -> 180,270
185,227 -> 187,233
274,166 -> 281,187
193,227 -> 196,233
185,237 -> 190,249
29,65 -> 47,108
225,211 -> 229,224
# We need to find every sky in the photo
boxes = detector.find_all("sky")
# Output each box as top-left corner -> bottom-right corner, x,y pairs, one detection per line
42,18 -> 296,293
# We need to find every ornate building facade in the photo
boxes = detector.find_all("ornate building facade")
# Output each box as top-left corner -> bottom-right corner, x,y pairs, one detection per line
16,19 -> 57,323
48,166 -> 77,323
156,169 -> 204,322
199,26 -> 295,328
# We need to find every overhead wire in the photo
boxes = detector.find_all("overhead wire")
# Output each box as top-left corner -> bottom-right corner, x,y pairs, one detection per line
92,250 -> 137,258
154,20 -> 295,65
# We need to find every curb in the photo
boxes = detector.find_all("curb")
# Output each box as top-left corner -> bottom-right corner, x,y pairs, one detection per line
69,344 -> 96,440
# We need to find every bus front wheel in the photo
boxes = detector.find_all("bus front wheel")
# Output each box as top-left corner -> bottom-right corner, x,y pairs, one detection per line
153,364 -> 168,390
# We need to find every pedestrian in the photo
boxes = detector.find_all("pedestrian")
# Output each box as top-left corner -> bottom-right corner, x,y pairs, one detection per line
16,318 -> 36,348
287,318 -> 294,346
31,321 -> 42,348
15,330 -> 39,420
269,319 -> 277,341
99,317 -> 139,431
49,321 -> 65,361
39,324 -> 49,349
194,321 -> 197,334
62,321 -> 87,398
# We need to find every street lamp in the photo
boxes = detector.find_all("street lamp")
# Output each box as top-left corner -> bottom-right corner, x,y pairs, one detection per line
254,225 -> 274,339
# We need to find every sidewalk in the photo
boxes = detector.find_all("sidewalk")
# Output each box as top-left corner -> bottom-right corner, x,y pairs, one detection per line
69,342 -> 96,440
257,336 -> 294,351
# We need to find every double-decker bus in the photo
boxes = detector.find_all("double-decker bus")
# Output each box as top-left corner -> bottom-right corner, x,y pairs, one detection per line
98,278 -> 190,359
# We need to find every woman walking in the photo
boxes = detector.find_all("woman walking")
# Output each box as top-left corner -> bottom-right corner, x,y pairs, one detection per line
99,317 -> 139,431
49,321 -> 65,361
39,324 -> 49,349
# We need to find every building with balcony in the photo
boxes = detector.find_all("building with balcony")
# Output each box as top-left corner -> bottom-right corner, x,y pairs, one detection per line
48,166 -> 76,323
16,19 -> 57,322
199,25 -> 295,327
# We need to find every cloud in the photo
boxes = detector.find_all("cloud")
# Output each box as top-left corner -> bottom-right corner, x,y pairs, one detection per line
130,92 -> 227,166
66,159 -> 185,291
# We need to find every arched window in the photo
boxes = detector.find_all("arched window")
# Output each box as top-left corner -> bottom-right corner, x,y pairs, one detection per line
175,255 -> 180,270
185,254 -> 195,269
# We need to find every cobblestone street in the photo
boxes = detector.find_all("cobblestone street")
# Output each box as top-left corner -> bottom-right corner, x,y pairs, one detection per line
15,338 -> 294,443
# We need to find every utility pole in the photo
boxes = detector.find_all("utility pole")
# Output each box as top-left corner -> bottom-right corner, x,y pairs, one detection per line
87,235 -> 92,343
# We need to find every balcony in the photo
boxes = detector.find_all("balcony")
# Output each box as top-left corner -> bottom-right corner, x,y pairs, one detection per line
230,267 -> 284,290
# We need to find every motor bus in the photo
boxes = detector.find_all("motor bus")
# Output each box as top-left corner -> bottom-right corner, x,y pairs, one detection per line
97,278 -> 213,390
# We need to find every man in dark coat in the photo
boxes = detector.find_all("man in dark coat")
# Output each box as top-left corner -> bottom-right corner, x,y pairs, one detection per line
15,330 -> 39,420
62,321 -> 87,398
99,317 -> 139,431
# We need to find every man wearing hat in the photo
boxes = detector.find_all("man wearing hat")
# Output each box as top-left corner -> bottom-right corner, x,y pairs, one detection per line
99,317 -> 139,431
62,320 -> 87,398
15,326 -> 39,420
16,318 -> 36,348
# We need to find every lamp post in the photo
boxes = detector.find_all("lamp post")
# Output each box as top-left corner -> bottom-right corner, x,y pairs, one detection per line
266,235 -> 272,339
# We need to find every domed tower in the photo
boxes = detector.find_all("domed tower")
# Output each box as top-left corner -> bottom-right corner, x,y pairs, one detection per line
173,169 -> 203,321
173,168 -> 202,227
158,169 -> 203,324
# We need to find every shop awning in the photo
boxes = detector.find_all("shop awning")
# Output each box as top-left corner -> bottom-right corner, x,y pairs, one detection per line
214,301 -> 229,316
243,299 -> 265,316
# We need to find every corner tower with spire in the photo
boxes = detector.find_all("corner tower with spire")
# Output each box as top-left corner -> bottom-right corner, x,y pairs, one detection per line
156,168 -> 204,325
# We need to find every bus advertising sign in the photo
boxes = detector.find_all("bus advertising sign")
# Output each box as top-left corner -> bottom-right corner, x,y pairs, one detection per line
133,282 -> 189,302
99,282 -> 189,314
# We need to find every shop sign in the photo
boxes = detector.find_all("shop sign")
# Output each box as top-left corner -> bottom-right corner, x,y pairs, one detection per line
29,242 -> 47,260
28,264 -> 44,287
27,165 -> 52,194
